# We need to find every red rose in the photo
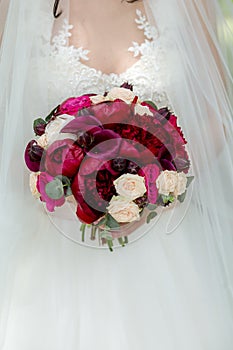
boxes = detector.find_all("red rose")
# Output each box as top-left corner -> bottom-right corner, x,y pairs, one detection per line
45,139 -> 84,177
55,96 -> 92,116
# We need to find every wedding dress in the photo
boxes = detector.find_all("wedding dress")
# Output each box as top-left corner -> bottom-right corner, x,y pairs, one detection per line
0,1 -> 233,350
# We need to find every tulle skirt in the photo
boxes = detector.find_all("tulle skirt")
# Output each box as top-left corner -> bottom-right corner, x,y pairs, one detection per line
1,193 -> 233,350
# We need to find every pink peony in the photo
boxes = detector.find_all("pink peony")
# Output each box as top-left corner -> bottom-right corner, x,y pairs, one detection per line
37,172 -> 65,212
55,96 -> 92,116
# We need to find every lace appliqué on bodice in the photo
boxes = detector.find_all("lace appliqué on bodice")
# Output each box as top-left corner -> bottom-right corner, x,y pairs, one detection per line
48,10 -> 170,108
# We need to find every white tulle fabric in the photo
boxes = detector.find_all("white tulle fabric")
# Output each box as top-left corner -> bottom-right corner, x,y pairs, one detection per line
0,1 -> 233,350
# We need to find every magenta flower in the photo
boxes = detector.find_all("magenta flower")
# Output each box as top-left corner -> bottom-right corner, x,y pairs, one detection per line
142,164 -> 160,204
37,172 -> 65,212
55,96 -> 92,116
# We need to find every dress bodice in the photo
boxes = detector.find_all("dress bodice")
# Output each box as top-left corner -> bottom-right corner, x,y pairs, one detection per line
48,10 -> 171,108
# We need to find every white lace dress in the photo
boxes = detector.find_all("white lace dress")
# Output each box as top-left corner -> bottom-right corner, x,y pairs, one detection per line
48,10 -> 170,108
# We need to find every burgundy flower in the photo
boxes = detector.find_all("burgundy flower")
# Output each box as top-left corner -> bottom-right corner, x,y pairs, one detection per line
25,140 -> 44,172
71,172 -> 103,224
76,203 -> 102,224
90,100 -> 132,125
37,172 -> 65,212
45,139 -> 84,177
87,129 -> 121,160
55,96 -> 92,116
167,114 -> 187,144
61,115 -> 102,135
120,82 -> 133,91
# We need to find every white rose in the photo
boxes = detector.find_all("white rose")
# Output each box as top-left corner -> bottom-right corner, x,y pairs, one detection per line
107,87 -> 135,104
156,170 -> 178,196
37,133 -> 48,149
107,196 -> 141,223
114,174 -> 147,200
90,95 -> 108,104
45,115 -> 76,145
174,172 -> 188,196
134,104 -> 153,116
29,172 -> 41,199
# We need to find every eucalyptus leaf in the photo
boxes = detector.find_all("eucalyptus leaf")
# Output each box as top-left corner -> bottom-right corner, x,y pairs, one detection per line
178,191 -> 187,203
146,211 -> 157,224
106,214 -> 120,229
147,203 -> 157,211
96,217 -> 106,227
45,178 -> 64,200
187,176 -> 195,188
55,175 -> 71,187
65,187 -> 73,197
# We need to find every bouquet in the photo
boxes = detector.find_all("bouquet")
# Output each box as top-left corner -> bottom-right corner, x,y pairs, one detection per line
25,84 -> 194,250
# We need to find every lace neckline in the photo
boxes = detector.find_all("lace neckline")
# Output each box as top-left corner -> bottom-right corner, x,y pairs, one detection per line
51,9 -> 159,78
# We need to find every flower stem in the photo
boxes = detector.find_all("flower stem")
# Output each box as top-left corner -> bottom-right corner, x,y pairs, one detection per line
80,224 -> 86,242
124,236 -> 129,244
91,225 -> 97,241
107,239 -> 114,252
118,237 -> 125,247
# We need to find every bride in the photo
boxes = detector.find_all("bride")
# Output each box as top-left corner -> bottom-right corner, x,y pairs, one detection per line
0,0 -> 233,349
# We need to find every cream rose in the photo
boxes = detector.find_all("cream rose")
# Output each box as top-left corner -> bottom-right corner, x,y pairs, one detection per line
156,170 -> 188,197
114,174 -> 146,200
37,133 -> 49,149
90,95 -> 108,104
174,172 -> 188,196
29,172 -> 41,199
45,115 -> 76,145
107,196 -> 141,223
107,87 -> 135,104
156,170 -> 178,196
134,104 -> 153,116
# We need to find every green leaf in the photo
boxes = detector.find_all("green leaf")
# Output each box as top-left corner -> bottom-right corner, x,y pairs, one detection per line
45,178 -> 64,200
65,187 -> 73,197
146,211 -> 157,224
106,214 -> 120,229
96,217 -> 107,227
186,176 -> 194,188
33,118 -> 46,127
177,190 -> 187,203
55,175 -> 71,187
143,100 -> 158,110
147,203 -> 157,211
45,105 -> 59,123
162,195 -> 175,204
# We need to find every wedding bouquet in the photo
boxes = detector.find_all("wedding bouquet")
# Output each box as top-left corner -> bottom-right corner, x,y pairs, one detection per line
25,84 -> 193,250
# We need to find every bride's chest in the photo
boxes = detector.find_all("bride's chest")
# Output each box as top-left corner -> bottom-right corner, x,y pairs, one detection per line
47,10 -> 170,107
